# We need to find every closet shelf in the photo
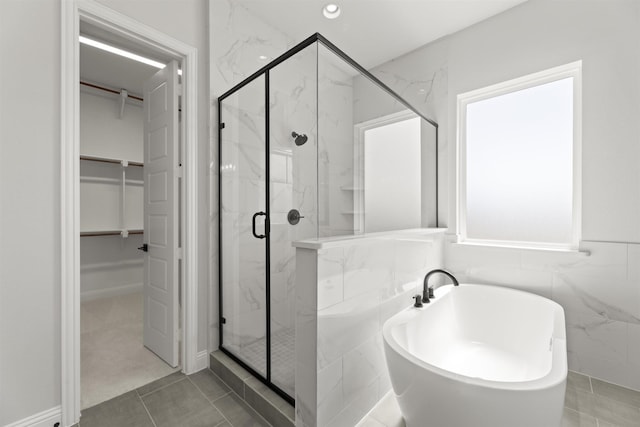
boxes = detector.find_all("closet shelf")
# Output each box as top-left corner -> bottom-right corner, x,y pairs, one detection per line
80,229 -> 143,237
80,155 -> 143,167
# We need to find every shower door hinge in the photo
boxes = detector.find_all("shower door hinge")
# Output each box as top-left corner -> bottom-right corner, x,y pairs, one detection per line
221,317 -> 226,324
220,122 -> 225,129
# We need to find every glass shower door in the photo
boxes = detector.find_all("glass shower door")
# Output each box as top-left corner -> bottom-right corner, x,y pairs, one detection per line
219,76 -> 268,376
268,44 -> 318,397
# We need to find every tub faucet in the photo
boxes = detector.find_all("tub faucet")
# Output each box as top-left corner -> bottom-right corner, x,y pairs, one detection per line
423,269 -> 459,303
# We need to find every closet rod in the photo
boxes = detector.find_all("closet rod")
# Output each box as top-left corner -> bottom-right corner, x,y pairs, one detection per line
80,81 -> 144,102
80,155 -> 143,167
80,229 -> 144,237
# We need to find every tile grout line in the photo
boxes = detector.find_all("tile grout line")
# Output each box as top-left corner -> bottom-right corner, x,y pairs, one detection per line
136,375 -> 187,398
226,390 -> 276,427
186,374 -> 234,426
207,365 -> 240,397
208,363 -> 276,427
137,393 -> 159,427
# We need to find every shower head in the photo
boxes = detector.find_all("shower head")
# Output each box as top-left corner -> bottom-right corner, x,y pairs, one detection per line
291,131 -> 308,146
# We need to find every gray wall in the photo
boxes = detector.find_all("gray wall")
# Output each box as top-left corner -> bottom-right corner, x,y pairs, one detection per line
0,0 -> 209,424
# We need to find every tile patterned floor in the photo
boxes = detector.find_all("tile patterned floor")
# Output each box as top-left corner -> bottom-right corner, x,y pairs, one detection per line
357,371 -> 640,427
78,367 -> 640,427
78,370 -> 272,427
81,292 -> 178,409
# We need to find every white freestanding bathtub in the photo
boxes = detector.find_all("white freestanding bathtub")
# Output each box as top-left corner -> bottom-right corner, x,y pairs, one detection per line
382,284 -> 567,427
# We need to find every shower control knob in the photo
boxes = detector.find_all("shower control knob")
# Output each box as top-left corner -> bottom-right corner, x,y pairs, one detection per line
287,209 -> 304,225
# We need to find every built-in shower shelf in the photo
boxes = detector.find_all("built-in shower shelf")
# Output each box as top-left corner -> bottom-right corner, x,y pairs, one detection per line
340,186 -> 363,191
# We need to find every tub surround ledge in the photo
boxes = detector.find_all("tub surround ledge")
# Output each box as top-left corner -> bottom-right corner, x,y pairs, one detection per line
294,228 -> 446,427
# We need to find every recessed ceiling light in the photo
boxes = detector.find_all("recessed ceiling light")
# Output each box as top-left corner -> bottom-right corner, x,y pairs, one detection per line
323,3 -> 341,19
258,55 -> 269,61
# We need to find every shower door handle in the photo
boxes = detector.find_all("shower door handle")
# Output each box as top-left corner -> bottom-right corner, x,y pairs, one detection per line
252,211 -> 267,239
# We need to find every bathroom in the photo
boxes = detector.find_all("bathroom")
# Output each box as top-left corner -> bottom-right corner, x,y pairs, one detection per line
2,0 -> 640,426
211,1 -> 640,426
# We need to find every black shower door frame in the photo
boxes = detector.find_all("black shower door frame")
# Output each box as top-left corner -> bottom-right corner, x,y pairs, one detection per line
218,33 -> 438,406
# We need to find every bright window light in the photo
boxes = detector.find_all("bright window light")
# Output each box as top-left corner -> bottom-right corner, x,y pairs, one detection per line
458,62 -> 581,250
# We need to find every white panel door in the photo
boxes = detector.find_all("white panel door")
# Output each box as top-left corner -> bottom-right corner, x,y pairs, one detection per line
142,60 -> 179,367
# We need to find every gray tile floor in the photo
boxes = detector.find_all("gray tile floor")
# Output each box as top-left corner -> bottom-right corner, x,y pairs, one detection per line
78,370 -> 272,427
358,371 -> 640,427
78,368 -> 640,427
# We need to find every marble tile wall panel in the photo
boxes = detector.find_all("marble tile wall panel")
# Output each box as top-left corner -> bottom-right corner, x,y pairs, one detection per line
268,45 -> 319,347
444,240 -> 640,391
210,0 -> 293,92
317,247 -> 344,311
295,248 -> 318,427
210,0 -> 296,352
297,231 -> 445,426
318,45 -> 356,237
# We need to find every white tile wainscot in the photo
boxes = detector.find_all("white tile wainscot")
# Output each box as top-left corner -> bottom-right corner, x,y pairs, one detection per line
293,228 -> 446,427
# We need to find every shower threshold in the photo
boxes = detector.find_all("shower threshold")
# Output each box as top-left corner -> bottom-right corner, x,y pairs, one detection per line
210,350 -> 295,427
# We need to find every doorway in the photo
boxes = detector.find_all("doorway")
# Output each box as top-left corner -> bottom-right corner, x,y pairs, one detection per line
61,2 -> 199,426
78,29 -> 180,409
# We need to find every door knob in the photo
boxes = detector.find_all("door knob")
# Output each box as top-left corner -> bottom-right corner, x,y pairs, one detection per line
287,209 -> 304,225
137,243 -> 148,252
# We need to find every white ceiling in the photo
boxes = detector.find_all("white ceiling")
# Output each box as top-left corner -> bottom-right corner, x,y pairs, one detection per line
79,43 -> 161,97
79,21 -> 173,96
79,0 -> 528,94
236,0 -> 529,69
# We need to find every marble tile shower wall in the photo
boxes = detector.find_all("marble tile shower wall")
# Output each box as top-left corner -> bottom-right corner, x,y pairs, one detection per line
295,231 -> 445,427
210,0 -> 295,351
219,51 -> 321,347
213,1 -> 363,353
269,46 -> 318,332
318,46 -> 356,238
446,241 -> 640,391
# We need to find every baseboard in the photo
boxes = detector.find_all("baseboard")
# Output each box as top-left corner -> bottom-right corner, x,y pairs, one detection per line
4,406 -> 61,427
194,350 -> 209,372
80,282 -> 142,302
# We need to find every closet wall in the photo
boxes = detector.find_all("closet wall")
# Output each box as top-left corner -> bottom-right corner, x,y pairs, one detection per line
80,88 -> 144,301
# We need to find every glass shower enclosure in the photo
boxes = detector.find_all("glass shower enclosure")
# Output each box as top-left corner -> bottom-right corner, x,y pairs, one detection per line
218,33 -> 438,403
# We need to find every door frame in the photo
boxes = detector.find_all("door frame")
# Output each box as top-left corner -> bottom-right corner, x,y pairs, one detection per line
60,1 -> 199,425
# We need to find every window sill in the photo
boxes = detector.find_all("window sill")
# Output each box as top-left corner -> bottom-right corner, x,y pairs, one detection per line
451,240 -> 590,256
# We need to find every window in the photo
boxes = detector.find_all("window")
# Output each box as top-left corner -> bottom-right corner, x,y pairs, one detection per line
363,115 -> 421,232
458,62 -> 581,250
